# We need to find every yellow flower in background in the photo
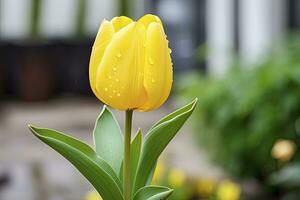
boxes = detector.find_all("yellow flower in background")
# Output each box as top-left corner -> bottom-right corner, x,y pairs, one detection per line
271,139 -> 296,162
85,191 -> 102,200
152,162 -> 166,184
217,180 -> 241,200
89,14 -> 173,111
168,168 -> 186,188
196,177 -> 216,197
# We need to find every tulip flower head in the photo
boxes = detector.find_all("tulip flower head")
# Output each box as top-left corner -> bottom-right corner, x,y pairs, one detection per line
217,180 -> 241,200
196,178 -> 216,197
90,14 -> 173,111
271,139 -> 296,162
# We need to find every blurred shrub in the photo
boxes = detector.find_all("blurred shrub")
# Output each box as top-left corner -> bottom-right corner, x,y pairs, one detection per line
177,37 -> 300,198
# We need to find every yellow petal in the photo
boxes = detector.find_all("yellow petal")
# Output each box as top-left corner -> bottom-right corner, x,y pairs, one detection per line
85,191 -> 103,200
96,22 -> 147,110
168,168 -> 186,188
111,16 -> 134,32
89,20 -> 115,99
138,14 -> 163,28
139,22 -> 173,111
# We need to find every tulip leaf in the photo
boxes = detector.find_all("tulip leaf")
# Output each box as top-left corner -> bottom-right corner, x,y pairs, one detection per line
119,162 -> 123,184
133,186 -> 173,200
269,162 -> 300,187
131,129 -> 142,193
93,106 -> 123,174
133,99 -> 197,192
150,98 -> 198,130
146,162 -> 156,185
28,125 -> 124,200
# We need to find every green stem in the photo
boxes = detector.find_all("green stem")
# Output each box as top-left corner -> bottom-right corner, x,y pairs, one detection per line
124,110 -> 133,200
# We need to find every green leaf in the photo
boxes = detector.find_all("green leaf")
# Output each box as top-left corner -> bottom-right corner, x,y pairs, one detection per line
28,125 -> 124,200
93,106 -> 123,174
146,163 -> 156,185
150,98 -> 198,130
134,99 -> 197,192
131,129 -> 142,193
133,186 -> 173,200
269,162 -> 300,187
119,161 -> 124,184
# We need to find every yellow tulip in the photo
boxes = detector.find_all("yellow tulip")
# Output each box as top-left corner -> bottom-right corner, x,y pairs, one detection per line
89,14 -> 173,111
217,180 -> 241,200
271,139 -> 296,162
196,177 -> 215,197
168,168 -> 186,188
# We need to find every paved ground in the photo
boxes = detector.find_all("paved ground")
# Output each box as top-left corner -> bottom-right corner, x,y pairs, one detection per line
0,97 -> 223,200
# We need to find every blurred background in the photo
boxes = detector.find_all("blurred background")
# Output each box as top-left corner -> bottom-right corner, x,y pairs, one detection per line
0,0 -> 300,199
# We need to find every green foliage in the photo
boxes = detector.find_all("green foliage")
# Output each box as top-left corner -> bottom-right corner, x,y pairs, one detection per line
269,162 -> 300,200
134,99 -> 197,193
177,38 -> 300,196
93,106 -> 124,175
270,162 -> 300,187
133,186 -> 173,200
130,130 -> 142,193
28,125 -> 124,200
29,99 -> 197,200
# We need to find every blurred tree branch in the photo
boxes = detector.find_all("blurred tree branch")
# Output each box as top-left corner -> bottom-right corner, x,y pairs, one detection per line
30,0 -> 41,38
74,0 -> 86,39
119,0 -> 131,16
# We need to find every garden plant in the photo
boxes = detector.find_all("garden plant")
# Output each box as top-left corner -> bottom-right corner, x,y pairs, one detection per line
178,37 -> 300,199
28,14 -> 197,200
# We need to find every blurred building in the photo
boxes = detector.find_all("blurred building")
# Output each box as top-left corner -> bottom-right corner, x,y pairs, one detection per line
206,0 -> 300,75
0,0 -> 300,100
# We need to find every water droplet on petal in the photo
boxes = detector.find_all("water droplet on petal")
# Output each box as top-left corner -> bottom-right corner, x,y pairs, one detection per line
113,67 -> 117,71
109,95 -> 113,98
108,76 -> 112,79
168,48 -> 172,53
116,53 -> 122,58
115,78 -> 120,82
151,78 -> 156,83
148,58 -> 154,65
117,93 -> 121,97
104,88 -> 108,91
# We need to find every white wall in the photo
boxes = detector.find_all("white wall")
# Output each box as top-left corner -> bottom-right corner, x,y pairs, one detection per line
0,0 -> 32,39
239,0 -> 286,65
40,0 -> 78,37
85,0 -> 117,36
0,0 -> 117,39
206,0 -> 286,75
206,0 -> 235,76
